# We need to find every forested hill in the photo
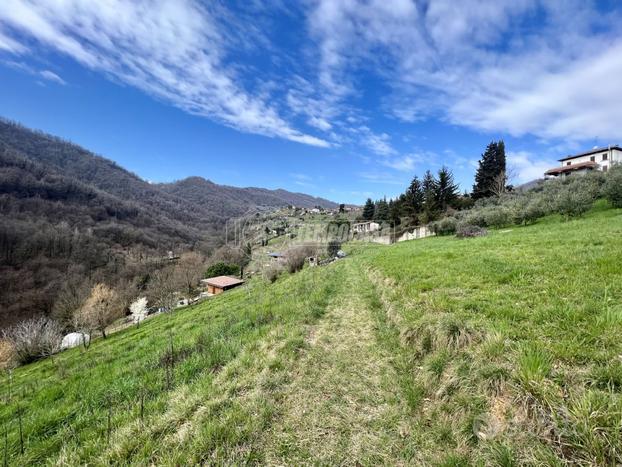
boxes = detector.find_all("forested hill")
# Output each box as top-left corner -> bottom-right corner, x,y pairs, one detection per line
0,119 -> 336,326
158,177 -> 337,218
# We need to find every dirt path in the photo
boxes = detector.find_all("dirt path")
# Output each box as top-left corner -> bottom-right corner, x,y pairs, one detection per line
260,263 -> 411,465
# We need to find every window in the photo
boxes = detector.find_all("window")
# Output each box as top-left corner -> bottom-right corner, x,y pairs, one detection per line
590,156 -> 595,162
566,161 -> 571,166
603,165 -> 608,172
603,153 -> 608,161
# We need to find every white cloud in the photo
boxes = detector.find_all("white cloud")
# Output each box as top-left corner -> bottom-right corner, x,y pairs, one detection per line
290,173 -> 312,181
449,42 -> 622,141
354,126 -> 396,156
39,69 -> 65,85
381,155 -> 415,172
0,0 -> 328,147
0,29 -> 26,53
2,0 -> 621,152
307,116 -> 332,131
307,0 -> 622,143
507,150 -> 556,184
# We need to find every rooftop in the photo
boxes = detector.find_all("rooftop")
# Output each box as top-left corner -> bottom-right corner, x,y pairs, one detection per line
545,161 -> 599,175
558,145 -> 621,162
201,275 -> 244,288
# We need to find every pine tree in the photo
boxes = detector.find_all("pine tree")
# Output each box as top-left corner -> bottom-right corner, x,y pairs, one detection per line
472,140 -> 506,200
435,166 -> 459,211
388,199 -> 401,226
422,170 -> 438,222
403,175 -> 424,220
362,198 -> 375,220
375,197 -> 390,221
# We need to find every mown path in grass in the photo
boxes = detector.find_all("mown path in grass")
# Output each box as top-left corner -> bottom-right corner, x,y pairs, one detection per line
258,261 -> 415,465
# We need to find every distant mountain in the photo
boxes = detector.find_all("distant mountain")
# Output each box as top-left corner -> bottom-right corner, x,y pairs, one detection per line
514,178 -> 545,192
158,176 -> 336,218
0,119 -> 337,325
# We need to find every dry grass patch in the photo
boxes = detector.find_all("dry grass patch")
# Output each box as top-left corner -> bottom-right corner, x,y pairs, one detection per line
260,265 -> 415,465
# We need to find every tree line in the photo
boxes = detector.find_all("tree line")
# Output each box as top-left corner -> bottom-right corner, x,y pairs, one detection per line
360,140 -> 508,227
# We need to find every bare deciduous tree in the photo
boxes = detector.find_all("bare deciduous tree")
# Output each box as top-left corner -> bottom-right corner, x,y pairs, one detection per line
284,245 -> 315,273
174,252 -> 205,295
148,267 -> 180,312
51,278 -> 91,328
490,167 -> 517,197
1,317 -> 62,365
73,284 -> 121,339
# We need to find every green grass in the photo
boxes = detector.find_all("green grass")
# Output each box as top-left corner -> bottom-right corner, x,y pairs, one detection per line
354,201 -> 622,464
2,202 -> 622,464
1,265 -> 341,464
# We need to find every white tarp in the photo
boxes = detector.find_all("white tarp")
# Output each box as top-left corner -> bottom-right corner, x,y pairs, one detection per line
60,332 -> 90,350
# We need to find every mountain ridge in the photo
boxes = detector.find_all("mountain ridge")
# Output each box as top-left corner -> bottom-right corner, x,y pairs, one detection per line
0,118 -> 337,325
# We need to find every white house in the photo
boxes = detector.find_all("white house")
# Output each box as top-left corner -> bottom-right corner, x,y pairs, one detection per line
352,221 -> 380,233
545,145 -> 621,178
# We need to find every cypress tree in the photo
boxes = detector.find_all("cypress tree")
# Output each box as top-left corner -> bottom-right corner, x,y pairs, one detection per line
472,140 -> 506,200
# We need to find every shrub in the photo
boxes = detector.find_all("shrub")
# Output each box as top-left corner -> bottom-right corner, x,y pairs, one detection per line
513,198 -> 547,225
204,261 -> 240,278
431,216 -> 457,236
555,186 -> 593,219
602,165 -> 622,208
263,262 -> 283,283
1,316 -> 62,365
327,239 -> 342,257
284,246 -> 308,273
482,206 -> 512,228
460,209 -> 488,228
456,224 -> 487,238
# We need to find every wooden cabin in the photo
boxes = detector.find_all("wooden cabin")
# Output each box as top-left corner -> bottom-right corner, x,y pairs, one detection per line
201,275 -> 244,295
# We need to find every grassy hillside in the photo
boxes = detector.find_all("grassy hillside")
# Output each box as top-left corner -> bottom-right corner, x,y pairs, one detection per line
2,203 -> 621,464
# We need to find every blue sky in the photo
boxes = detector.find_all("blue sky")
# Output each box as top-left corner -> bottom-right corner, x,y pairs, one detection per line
0,1 -> 621,204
